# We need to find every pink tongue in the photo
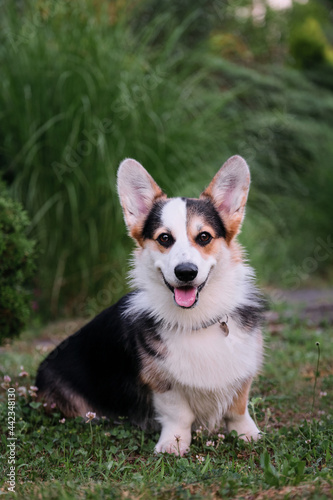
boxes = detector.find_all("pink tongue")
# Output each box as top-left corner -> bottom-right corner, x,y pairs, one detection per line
174,287 -> 197,308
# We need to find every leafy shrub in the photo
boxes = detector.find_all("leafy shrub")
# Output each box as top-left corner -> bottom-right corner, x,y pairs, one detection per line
289,17 -> 329,69
0,182 -> 36,345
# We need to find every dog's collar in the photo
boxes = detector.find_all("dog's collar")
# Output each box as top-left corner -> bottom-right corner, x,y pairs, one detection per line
163,314 -> 229,336
193,314 -> 229,335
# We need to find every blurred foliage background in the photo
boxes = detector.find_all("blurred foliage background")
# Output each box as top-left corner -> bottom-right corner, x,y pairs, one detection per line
0,0 -> 332,321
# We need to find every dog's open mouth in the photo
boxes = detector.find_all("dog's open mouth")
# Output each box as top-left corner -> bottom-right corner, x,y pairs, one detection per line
174,286 -> 198,308
161,273 -> 209,309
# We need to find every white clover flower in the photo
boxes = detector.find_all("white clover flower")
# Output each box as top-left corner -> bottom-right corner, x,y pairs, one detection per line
17,386 -> 27,397
85,411 -> 96,423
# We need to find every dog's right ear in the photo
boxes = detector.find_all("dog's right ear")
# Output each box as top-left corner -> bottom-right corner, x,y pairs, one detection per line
117,159 -> 165,235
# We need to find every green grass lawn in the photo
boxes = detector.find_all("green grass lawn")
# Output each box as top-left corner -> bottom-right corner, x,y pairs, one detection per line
0,306 -> 332,499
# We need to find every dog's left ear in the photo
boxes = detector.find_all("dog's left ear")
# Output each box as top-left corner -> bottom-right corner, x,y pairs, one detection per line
117,158 -> 165,236
200,155 -> 250,241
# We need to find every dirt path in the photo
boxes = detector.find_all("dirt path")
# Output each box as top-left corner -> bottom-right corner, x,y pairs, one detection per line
267,287 -> 333,325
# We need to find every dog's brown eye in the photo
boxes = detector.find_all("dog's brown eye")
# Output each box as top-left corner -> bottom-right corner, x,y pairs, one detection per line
197,232 -> 212,246
157,233 -> 174,248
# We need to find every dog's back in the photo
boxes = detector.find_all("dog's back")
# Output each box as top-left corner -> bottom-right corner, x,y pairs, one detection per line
36,293 -> 157,427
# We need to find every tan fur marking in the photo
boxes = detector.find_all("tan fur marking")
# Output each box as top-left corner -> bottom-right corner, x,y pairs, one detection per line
191,236 -> 222,258
131,224 -> 145,246
138,341 -> 171,393
186,214 -> 223,258
198,192 -> 230,243
38,385 -> 93,418
144,238 -> 170,254
227,378 -> 252,416
200,174 -> 249,243
139,358 -> 172,393
130,193 -> 167,247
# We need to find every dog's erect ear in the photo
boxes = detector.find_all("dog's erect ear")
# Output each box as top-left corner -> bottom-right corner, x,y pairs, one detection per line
117,159 -> 165,235
200,155 -> 250,241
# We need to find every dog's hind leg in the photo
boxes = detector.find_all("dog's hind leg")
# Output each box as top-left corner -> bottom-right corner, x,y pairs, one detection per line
153,390 -> 195,456
224,378 -> 261,441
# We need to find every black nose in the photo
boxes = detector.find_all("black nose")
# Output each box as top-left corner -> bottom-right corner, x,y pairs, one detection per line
174,263 -> 198,282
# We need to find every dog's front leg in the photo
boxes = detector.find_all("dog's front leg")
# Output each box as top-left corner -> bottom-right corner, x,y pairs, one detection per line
225,378 -> 260,441
153,389 -> 195,456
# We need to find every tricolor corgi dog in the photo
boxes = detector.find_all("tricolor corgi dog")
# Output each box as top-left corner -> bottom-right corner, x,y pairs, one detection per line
36,156 -> 265,456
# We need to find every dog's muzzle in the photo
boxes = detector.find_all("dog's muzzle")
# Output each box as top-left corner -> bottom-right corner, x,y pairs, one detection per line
161,269 -> 209,309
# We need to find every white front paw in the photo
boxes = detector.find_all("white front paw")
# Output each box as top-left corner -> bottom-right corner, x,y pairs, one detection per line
237,428 -> 261,442
155,436 -> 190,456
227,411 -> 261,442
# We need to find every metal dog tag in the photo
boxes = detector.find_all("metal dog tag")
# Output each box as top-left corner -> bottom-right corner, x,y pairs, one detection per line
219,315 -> 229,336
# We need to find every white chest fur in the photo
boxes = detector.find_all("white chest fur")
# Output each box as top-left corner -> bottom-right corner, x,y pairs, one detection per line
159,320 -> 261,391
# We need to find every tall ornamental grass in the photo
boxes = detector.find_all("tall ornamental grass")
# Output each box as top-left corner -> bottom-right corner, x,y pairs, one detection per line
0,1 -> 235,315
1,0 -> 332,317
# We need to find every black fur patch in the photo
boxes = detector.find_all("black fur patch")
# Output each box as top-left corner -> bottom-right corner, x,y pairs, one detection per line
231,294 -> 267,331
35,292 -> 163,428
142,200 -> 167,240
136,317 -> 164,358
185,198 -> 226,238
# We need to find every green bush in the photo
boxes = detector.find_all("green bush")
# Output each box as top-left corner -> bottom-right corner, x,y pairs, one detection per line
289,17 -> 329,69
0,182 -> 36,345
